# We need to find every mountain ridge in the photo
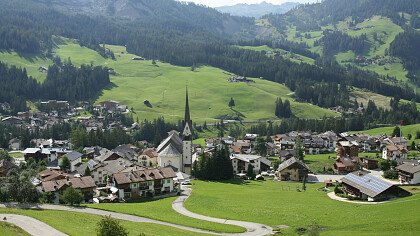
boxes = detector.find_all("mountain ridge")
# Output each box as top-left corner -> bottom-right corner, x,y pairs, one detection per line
216,1 -> 299,18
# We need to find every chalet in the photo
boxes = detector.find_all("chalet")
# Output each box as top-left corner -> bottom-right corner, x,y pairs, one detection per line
232,140 -> 251,154
65,151 -> 83,172
279,136 -> 295,150
341,173 -> 410,201
278,149 -> 296,161
99,100 -> 120,110
244,133 -> 258,141
336,140 -> 359,158
95,151 -> 123,163
396,162 -> 420,185
113,144 -> 138,161
361,157 -> 379,170
383,137 -> 408,148
112,167 -> 177,200
138,148 -> 158,167
382,145 -> 408,160
275,157 -> 310,182
38,176 -> 96,203
334,156 -> 361,174
230,154 -> 270,174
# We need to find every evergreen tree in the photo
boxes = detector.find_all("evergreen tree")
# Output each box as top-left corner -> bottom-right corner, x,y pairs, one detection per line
84,166 -> 91,176
246,163 -> 255,179
97,215 -> 128,236
392,126 -> 401,137
228,97 -> 235,108
60,156 -> 71,172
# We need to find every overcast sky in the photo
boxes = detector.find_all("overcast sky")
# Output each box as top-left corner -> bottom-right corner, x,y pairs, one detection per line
184,0 -> 320,8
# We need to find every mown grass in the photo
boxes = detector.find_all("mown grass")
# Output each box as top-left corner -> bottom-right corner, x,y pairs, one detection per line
236,45 -> 315,65
0,208 -> 209,236
304,153 -> 337,173
86,196 -> 246,233
0,221 -> 29,236
185,180 -> 420,236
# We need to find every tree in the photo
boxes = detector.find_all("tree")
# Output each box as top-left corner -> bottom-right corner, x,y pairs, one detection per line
96,215 -> 128,236
246,163 -> 255,179
84,166 -> 91,176
254,137 -> 267,156
294,137 -> 305,160
61,187 -> 84,205
392,126 -> 401,137
379,159 -> 391,171
0,150 -> 12,161
272,159 -> 281,170
60,156 -> 71,172
228,97 -> 235,108
411,141 -> 416,150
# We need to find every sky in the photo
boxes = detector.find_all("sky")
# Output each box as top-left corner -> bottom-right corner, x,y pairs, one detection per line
184,0 -> 319,8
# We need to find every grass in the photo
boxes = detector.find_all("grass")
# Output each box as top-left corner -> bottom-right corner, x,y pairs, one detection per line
236,45 -> 315,65
8,152 -> 23,159
0,51 -> 52,83
0,36 -> 339,123
349,87 -> 392,109
356,123 -> 420,143
0,208 -> 209,236
86,196 -> 246,233
304,153 -> 337,173
0,221 -> 29,236
185,180 -> 420,236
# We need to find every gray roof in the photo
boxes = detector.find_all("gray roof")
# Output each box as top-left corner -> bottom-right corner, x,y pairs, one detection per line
157,132 -> 183,154
341,173 -> 393,198
159,144 -> 181,157
396,163 -> 420,174
277,157 -> 309,172
67,151 -> 83,162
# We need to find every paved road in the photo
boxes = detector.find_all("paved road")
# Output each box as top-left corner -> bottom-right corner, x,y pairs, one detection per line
0,214 -> 67,236
173,187 -> 275,236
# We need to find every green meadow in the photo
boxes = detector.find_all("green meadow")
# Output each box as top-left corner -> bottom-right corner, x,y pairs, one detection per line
355,123 -> 420,143
185,180 -> 420,236
236,45 -> 315,65
0,221 -> 29,236
0,208 -> 209,236
0,37 -> 338,123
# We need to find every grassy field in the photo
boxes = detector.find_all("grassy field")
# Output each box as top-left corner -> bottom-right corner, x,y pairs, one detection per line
86,196 -> 245,233
304,153 -> 337,173
0,221 -> 29,236
0,37 -> 339,123
355,123 -> 420,143
185,180 -> 420,236
349,87 -> 392,109
0,208 -> 209,236
236,45 -> 315,65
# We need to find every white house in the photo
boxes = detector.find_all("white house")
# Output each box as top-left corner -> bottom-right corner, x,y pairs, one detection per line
382,145 -> 408,160
230,154 -> 271,174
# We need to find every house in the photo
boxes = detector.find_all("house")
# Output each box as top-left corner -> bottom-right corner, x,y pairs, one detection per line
38,176 -> 96,203
65,151 -> 83,172
336,140 -> 359,158
278,150 -> 296,161
138,148 -> 158,167
112,167 -> 177,200
275,157 -> 310,182
382,145 -> 408,160
23,148 -> 43,161
99,100 -> 120,111
113,144 -> 139,161
230,154 -> 267,174
8,138 -> 22,151
279,137 -> 295,150
231,140 -> 251,154
341,173 -> 410,201
95,151 -> 123,163
334,156 -> 361,174
361,157 -> 379,170
244,133 -> 258,141
396,162 -> 420,184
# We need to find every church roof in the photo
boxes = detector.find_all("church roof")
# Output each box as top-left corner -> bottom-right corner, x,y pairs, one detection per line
159,144 -> 182,157
157,132 -> 183,153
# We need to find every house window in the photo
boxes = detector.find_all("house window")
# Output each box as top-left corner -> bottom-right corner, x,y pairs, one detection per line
167,179 -> 171,184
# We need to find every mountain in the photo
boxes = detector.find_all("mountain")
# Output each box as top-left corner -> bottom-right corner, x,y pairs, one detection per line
216,1 -> 299,18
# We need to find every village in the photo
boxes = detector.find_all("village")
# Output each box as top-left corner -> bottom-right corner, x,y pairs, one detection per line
0,90 -> 418,207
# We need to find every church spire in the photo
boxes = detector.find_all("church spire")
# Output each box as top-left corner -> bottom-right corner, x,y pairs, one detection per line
184,87 -> 191,123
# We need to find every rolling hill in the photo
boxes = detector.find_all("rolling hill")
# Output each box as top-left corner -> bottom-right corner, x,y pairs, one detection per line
0,37 -> 339,123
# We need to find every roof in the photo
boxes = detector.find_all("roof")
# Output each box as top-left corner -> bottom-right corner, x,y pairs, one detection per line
23,148 -> 41,154
113,167 -> 177,185
67,151 -> 83,162
157,132 -> 183,154
396,162 -> 420,174
230,154 -> 261,162
41,179 -> 69,192
159,144 -> 181,157
70,176 -> 96,189
341,173 -> 393,198
141,148 -> 158,158
277,157 -> 309,172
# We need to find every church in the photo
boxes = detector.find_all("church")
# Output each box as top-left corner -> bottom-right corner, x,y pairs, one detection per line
157,89 -> 193,174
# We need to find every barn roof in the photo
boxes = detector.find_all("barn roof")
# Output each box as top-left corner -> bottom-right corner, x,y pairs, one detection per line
341,173 -> 393,198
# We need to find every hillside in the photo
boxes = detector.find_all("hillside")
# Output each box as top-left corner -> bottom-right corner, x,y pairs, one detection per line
216,2 -> 299,18
0,37 -> 338,122
355,123 -> 420,144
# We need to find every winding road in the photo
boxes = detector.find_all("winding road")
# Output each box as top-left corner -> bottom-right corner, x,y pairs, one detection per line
0,187 -> 275,236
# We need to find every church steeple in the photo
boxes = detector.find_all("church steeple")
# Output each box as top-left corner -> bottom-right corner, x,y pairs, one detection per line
182,87 -> 193,141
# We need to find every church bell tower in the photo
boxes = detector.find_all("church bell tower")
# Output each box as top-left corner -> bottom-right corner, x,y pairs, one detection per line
181,87 -> 193,174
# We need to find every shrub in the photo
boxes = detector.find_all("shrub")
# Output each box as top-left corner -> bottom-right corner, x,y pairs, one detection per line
61,187 -> 84,205
97,215 -> 128,236
383,170 -> 398,179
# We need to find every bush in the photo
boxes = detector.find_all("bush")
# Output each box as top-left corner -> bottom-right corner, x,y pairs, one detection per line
61,187 -> 84,205
383,170 -> 398,179
334,185 -> 343,194
97,215 -> 128,236
379,159 -> 391,171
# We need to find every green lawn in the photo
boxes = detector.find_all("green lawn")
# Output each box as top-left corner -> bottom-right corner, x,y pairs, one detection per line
8,152 -> 23,159
185,180 -> 420,236
86,196 -> 245,233
0,208 -> 208,236
304,153 -> 337,173
0,221 -> 29,236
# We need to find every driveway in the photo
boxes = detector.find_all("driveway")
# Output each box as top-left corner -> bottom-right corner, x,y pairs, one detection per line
307,174 -> 344,183
0,214 -> 67,236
